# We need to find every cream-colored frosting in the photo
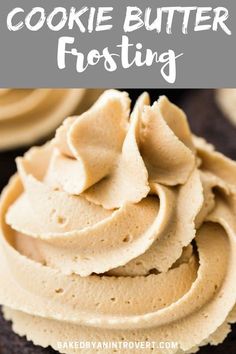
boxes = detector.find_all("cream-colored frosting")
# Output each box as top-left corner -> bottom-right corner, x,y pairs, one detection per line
216,88 -> 236,125
0,89 -> 103,151
1,90 -> 236,353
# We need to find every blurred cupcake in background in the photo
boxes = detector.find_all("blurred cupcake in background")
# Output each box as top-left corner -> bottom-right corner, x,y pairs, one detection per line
0,89 -> 102,151
216,89 -> 236,126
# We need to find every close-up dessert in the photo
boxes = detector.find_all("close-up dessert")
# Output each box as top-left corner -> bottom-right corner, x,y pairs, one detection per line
0,89 -> 236,353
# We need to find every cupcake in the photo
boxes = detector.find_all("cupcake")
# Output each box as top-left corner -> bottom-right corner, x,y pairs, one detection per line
216,89 -> 236,126
0,89 -> 102,151
0,90 -> 236,353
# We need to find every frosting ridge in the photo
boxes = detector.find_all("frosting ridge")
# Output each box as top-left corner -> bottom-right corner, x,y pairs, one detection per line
0,89 -> 103,150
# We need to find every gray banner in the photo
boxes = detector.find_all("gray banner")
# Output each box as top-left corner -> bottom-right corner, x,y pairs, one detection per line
0,0 -> 235,88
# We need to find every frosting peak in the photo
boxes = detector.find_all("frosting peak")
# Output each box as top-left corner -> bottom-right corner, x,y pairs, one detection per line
51,90 -> 196,209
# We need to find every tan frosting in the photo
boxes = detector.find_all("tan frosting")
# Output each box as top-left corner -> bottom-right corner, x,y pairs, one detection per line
216,88 -> 236,126
1,90 -> 236,353
0,89 -> 103,151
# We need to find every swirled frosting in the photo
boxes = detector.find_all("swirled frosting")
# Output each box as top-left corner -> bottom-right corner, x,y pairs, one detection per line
216,89 -> 236,126
1,90 -> 236,353
0,89 -> 102,151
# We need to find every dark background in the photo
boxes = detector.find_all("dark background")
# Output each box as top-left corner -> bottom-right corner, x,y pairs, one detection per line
0,89 -> 236,353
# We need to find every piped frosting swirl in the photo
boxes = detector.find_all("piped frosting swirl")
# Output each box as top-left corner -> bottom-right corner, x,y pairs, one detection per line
0,89 -> 103,150
1,90 -> 236,353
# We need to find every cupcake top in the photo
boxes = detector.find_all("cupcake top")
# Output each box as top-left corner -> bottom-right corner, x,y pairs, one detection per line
1,90 -> 236,354
0,89 -> 85,151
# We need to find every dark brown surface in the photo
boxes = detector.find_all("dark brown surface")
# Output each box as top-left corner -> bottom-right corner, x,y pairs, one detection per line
179,89 -> 236,160
0,309 -> 236,354
0,310 -> 55,354
0,89 -> 236,353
